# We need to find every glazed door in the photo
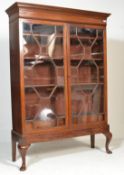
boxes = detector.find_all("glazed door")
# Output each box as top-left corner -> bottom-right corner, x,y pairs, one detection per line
69,25 -> 105,126
22,21 -> 68,130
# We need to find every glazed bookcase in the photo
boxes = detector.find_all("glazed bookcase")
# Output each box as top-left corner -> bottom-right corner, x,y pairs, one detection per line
6,2 -> 112,171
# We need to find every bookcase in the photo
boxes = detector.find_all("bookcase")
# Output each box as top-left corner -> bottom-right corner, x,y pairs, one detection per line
6,2 -> 112,171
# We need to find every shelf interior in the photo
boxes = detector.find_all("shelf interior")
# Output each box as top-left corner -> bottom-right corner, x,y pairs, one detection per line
23,22 -> 105,129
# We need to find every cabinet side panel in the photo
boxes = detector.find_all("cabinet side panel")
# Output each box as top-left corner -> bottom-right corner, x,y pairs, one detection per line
103,28 -> 108,123
9,20 -> 23,133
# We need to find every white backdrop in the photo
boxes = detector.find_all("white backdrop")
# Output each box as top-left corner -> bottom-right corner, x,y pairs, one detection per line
0,0 -> 124,142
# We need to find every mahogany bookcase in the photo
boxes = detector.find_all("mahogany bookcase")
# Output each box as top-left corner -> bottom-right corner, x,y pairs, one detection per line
6,2 -> 112,171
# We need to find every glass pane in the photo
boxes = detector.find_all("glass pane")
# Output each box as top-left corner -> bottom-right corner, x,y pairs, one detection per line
23,22 -> 66,129
23,23 -> 31,33
72,85 -> 104,124
70,25 -> 104,125
32,24 -> 55,34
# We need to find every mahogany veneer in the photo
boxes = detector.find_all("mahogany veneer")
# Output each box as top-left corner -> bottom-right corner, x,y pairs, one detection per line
6,2 -> 112,171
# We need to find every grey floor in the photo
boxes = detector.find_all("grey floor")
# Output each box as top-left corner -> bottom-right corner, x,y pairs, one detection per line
0,136 -> 123,175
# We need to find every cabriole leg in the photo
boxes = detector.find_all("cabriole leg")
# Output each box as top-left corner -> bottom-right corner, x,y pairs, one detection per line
104,131 -> 112,154
18,144 -> 30,171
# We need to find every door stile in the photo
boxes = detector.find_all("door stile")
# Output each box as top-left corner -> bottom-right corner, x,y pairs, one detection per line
103,28 -> 108,123
65,24 -> 73,128
63,23 -> 70,128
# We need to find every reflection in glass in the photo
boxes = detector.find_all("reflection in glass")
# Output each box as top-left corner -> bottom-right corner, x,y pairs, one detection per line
23,24 -> 63,59
24,60 -> 56,86
23,22 -> 66,129
78,60 -> 97,83
70,26 -> 104,125
72,85 -> 104,124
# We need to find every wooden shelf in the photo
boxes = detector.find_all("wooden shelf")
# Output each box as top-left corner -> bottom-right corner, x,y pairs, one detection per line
24,56 -> 64,60
25,84 -> 64,88
26,114 -> 65,122
70,35 -> 103,40
25,84 -> 56,88
24,56 -> 103,61
25,82 -> 104,88
23,32 -> 63,37
56,115 -> 65,119
72,112 -> 104,117
70,53 -> 103,59
71,58 -> 103,61
71,82 -> 104,86
91,52 -> 103,55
